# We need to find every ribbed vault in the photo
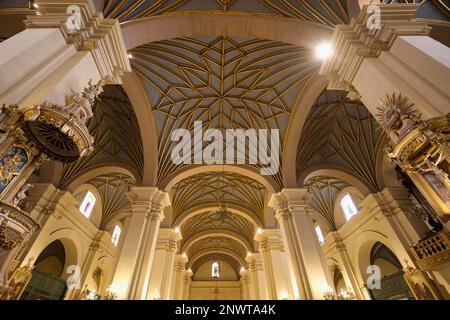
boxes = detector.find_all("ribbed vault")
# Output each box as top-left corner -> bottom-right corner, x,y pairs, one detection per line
296,90 -> 385,192
59,85 -> 144,188
170,171 -> 267,223
180,210 -> 255,250
87,173 -> 135,229
130,36 -> 318,187
382,0 -> 450,19
102,0 -> 353,25
305,175 -> 349,230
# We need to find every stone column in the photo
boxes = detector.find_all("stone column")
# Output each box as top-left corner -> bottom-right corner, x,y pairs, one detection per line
171,254 -> 188,300
110,187 -> 170,300
146,228 -> 181,300
239,269 -> 250,300
0,0 -> 131,287
246,253 -> 267,300
182,269 -> 193,300
269,189 -> 333,300
255,229 -> 295,300
324,232 -> 366,300
319,4 -> 450,224
0,0 -> 130,106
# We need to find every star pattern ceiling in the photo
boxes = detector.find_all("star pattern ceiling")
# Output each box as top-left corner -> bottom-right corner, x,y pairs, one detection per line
170,171 -> 267,222
131,36 -> 317,186
102,0 -> 353,26
59,85 -> 144,188
180,210 -> 255,253
296,90 -> 386,193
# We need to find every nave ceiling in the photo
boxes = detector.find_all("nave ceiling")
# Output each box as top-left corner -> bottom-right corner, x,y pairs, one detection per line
1,0 -> 449,278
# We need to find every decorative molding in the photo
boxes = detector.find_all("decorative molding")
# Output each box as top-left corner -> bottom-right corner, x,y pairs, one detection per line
24,0 -> 131,84
319,4 -> 430,91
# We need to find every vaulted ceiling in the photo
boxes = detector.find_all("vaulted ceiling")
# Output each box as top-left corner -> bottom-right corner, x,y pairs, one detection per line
3,0 -> 449,279
130,36 -> 318,187
102,0 -> 353,25
296,90 -> 385,193
170,171 -> 267,222
306,175 -> 349,230
59,85 -> 144,188
87,173 -> 135,229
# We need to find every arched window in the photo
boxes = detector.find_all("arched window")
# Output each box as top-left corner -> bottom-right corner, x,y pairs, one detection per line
79,191 -> 96,218
340,193 -> 358,221
315,225 -> 325,245
111,225 -> 122,246
212,261 -> 220,279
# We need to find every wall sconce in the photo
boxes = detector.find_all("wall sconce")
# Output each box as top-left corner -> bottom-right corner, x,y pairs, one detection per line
322,286 -> 335,300
105,285 -> 118,300
279,289 -> 289,300
150,289 -> 161,300
338,288 -> 355,300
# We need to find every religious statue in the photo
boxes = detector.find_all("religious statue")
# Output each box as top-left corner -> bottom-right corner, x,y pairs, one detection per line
376,93 -> 422,138
11,183 -> 35,211
63,79 -> 105,123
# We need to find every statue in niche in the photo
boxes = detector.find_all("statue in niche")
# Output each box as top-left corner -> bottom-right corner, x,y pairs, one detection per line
376,93 -> 422,138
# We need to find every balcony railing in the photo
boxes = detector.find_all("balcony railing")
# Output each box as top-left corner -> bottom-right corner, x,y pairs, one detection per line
411,231 -> 450,270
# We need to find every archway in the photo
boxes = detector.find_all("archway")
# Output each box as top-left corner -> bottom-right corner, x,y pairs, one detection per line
365,242 -> 414,300
21,240 -> 70,300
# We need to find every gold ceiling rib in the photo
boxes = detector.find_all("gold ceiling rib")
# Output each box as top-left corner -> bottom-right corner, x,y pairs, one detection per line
305,175 -> 349,229
87,173 -> 136,229
131,36 -> 316,187
102,0 -> 352,26
180,210 -> 255,253
296,90 -> 385,193
170,171 -> 267,222
59,85 -> 144,188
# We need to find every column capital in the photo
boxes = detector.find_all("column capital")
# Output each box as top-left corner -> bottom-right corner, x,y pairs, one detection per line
246,253 -> 263,271
239,270 -> 250,284
127,187 -> 171,220
183,269 -> 193,284
156,228 -> 182,252
269,188 -> 310,220
319,4 -> 429,91
254,229 -> 284,253
25,0 -> 131,84
173,254 -> 188,272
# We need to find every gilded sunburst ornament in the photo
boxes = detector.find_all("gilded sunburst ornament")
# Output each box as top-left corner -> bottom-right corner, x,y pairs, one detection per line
376,93 -> 422,137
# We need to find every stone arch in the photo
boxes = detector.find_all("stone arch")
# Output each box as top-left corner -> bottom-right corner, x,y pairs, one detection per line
64,166 -> 135,193
282,73 -> 329,188
120,12 -> 333,51
162,165 -> 277,194
173,204 -> 262,230
300,166 -> 372,196
181,229 -> 252,254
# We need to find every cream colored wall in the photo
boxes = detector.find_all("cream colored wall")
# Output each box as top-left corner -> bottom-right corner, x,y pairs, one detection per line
193,261 -> 239,281
322,187 -> 443,299
20,184 -> 117,299
190,281 -> 242,300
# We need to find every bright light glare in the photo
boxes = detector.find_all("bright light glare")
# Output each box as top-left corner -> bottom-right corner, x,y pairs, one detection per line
315,43 -> 333,60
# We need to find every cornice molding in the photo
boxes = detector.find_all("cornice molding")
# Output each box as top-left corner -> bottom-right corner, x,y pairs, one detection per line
24,0 -> 131,84
319,4 -> 430,91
